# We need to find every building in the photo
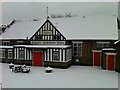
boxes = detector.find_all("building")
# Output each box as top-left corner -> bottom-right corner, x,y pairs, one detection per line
0,16 -> 119,70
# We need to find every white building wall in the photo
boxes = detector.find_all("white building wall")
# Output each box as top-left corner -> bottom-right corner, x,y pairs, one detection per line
14,48 -> 16,59
63,49 -> 65,62
60,49 -> 62,62
44,50 -> 46,61
30,50 -> 32,60
24,48 -> 26,60
47,49 -> 49,61
50,49 -> 52,61
16,48 -> 18,59
26,49 -> 29,60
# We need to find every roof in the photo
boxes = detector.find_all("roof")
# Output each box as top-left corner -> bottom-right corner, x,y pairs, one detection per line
0,16 -> 118,40
102,48 -> 116,51
51,16 -> 118,40
0,19 -> 45,39
114,40 -> 120,44
13,45 -> 71,48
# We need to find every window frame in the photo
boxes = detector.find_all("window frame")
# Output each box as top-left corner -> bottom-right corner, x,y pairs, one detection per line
53,35 -> 61,40
8,50 -> 12,59
2,50 -> 5,58
2,41 -> 10,45
53,51 -> 60,61
19,49 -> 24,59
72,42 -> 83,57
97,42 -> 109,48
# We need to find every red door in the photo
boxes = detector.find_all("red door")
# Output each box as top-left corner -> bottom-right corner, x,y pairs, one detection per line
33,52 -> 44,66
93,51 -> 101,66
107,55 -> 115,71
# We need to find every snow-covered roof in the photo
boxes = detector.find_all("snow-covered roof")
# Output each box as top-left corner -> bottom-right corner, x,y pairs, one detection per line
114,40 -> 120,44
102,48 -> 116,51
0,16 -> 118,40
0,46 -> 13,49
13,45 -> 71,48
0,19 -> 45,39
50,16 -> 118,40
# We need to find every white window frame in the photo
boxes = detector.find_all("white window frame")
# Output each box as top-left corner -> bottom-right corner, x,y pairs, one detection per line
8,50 -> 12,59
72,42 -> 83,57
2,50 -> 5,58
97,42 -> 109,48
17,41 -> 24,45
2,41 -> 10,45
19,50 -> 24,59
53,51 -> 60,61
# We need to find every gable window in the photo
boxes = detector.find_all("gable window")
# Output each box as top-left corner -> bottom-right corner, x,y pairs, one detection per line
72,42 -> 83,56
53,35 -> 61,40
8,50 -> 12,59
35,35 -> 43,40
19,50 -> 24,59
53,51 -> 60,61
97,42 -> 109,48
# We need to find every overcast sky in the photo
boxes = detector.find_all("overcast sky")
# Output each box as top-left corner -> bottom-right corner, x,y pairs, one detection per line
1,2 -> 118,24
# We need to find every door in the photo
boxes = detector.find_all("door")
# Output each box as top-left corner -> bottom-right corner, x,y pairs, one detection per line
107,55 -> 115,71
93,51 -> 101,66
33,52 -> 44,66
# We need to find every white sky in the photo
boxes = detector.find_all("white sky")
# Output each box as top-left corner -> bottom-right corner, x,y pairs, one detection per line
0,1 -> 119,24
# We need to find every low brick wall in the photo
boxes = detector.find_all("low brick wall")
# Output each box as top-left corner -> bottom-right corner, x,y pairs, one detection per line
44,60 -> 72,69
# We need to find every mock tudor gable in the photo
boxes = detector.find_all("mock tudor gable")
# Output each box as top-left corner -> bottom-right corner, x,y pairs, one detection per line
30,19 -> 66,41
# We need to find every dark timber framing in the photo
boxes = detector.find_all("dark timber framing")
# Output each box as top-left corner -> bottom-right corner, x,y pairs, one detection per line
30,19 -> 66,41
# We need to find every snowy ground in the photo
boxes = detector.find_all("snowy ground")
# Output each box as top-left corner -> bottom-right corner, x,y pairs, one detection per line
0,63 -> 2,89
2,63 -> 118,88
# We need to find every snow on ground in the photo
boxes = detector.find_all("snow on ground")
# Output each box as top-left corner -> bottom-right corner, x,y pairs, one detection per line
2,63 -> 118,88
0,63 -> 2,89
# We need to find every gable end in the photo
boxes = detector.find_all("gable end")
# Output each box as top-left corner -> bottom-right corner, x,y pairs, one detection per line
30,19 -> 66,41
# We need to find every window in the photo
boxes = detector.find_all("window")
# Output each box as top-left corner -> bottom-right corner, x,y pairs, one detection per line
35,35 -> 43,40
72,42 -> 83,56
8,50 -> 12,59
2,50 -> 5,58
0,49 -> 2,58
19,50 -> 24,59
2,41 -> 10,45
53,51 -> 60,61
97,42 -> 109,48
17,41 -> 24,45
66,49 -> 72,61
53,35 -> 61,40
